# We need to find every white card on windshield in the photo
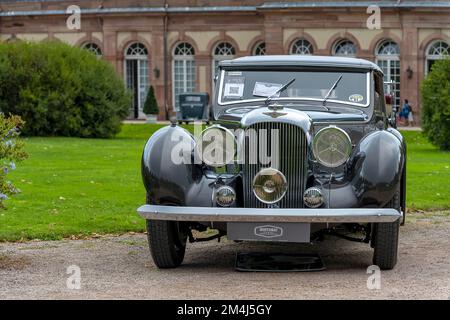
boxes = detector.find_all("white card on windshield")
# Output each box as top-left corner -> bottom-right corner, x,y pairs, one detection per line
253,82 -> 283,97
224,83 -> 244,98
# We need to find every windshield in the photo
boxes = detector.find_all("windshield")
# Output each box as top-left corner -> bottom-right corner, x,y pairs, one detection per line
218,69 -> 370,107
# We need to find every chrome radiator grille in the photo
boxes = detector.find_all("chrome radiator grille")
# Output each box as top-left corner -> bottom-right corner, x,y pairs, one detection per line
242,122 -> 308,208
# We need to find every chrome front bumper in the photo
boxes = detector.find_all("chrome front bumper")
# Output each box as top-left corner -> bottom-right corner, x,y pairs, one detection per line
137,205 -> 402,223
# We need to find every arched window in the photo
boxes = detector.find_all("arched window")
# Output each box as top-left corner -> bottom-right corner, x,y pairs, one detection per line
124,42 -> 149,119
376,41 -> 400,108
214,42 -> 235,56
253,42 -> 266,56
81,42 -> 102,56
126,42 -> 148,57
333,40 -> 357,57
377,41 -> 400,56
173,42 -> 196,111
426,40 -> 450,74
290,39 -> 313,55
212,42 -> 236,89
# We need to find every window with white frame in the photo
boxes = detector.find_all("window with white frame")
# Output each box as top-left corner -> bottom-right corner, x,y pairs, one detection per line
126,43 -> 148,56
173,42 -> 196,111
426,40 -> 450,74
253,42 -> 266,56
125,42 -> 149,119
376,40 -> 400,108
333,40 -> 357,57
290,39 -> 313,55
82,42 -> 102,56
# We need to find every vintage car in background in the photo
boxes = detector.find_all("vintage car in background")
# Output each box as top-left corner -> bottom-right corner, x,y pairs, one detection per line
138,55 -> 406,270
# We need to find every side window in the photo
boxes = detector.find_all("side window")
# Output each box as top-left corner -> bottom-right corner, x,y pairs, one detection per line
374,73 -> 385,112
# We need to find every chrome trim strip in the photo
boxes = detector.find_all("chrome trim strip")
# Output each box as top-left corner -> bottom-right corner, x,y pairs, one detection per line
217,71 -> 371,108
137,205 -> 402,223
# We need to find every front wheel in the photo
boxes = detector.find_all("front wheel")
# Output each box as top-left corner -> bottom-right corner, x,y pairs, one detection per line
146,219 -> 187,268
372,188 -> 401,270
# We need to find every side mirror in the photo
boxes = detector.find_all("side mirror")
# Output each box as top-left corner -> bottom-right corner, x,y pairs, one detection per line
384,94 -> 393,114
388,110 -> 397,128
384,94 -> 397,128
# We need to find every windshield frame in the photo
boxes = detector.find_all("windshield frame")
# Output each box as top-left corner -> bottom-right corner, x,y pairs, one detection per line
216,69 -> 371,108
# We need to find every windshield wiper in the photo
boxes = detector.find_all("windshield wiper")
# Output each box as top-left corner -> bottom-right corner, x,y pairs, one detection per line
322,75 -> 343,110
264,78 -> 296,106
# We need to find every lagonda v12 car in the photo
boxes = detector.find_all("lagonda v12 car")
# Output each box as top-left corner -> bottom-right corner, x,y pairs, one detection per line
138,55 -> 406,270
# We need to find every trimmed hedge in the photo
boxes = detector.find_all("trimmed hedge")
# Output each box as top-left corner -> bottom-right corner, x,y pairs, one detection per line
421,58 -> 450,150
0,41 -> 131,138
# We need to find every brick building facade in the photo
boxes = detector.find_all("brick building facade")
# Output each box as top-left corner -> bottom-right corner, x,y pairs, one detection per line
1,0 -> 450,121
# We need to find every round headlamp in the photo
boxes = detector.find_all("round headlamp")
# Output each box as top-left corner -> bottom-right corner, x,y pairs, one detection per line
312,126 -> 352,168
195,125 -> 236,167
252,168 -> 287,204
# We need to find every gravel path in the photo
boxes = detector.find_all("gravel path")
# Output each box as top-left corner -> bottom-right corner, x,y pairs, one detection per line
1,214 -> 449,300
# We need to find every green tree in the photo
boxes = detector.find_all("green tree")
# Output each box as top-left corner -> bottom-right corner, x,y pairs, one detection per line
143,86 -> 159,115
0,114 -> 27,208
421,58 -> 450,150
0,41 -> 131,138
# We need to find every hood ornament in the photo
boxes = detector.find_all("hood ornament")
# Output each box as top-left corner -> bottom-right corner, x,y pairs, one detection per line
267,103 -> 284,111
264,103 -> 286,118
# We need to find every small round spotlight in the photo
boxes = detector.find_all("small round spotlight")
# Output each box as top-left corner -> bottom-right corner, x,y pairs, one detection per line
252,168 -> 287,204
215,186 -> 236,207
303,187 -> 324,208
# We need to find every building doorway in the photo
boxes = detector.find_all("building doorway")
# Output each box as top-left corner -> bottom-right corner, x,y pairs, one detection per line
125,43 -> 149,119
376,41 -> 400,108
173,42 -> 196,112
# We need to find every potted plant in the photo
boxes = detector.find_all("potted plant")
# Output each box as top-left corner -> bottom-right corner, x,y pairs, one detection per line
143,86 -> 159,123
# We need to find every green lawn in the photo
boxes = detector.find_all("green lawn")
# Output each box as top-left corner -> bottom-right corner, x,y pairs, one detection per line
402,131 -> 450,210
0,125 -> 448,241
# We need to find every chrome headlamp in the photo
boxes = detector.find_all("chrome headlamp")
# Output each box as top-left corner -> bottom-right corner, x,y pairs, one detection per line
252,168 -> 287,204
312,126 -> 352,168
215,186 -> 236,207
195,125 -> 236,167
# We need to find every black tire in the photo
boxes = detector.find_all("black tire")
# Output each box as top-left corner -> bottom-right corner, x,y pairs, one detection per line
145,194 -> 187,268
372,188 -> 401,270
146,219 -> 187,268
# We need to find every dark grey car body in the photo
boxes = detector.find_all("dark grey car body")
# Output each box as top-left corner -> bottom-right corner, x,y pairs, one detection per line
138,55 -> 406,269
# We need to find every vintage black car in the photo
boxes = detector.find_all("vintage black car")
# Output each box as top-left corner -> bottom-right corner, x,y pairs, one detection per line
138,55 -> 406,270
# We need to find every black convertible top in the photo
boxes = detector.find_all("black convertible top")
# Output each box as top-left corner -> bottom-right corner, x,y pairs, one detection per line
219,55 -> 382,73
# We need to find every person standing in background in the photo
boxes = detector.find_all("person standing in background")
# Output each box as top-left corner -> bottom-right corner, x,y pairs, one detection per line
407,102 -> 415,126
402,99 -> 412,126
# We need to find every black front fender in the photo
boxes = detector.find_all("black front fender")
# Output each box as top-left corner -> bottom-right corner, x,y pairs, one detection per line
349,129 -> 406,207
141,125 -> 215,206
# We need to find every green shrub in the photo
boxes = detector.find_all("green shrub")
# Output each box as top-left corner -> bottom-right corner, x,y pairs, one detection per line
421,59 -> 450,150
0,113 -> 27,208
0,41 -> 131,138
143,86 -> 159,115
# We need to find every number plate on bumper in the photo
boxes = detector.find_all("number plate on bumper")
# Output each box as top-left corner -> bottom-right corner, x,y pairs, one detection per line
227,222 -> 310,242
